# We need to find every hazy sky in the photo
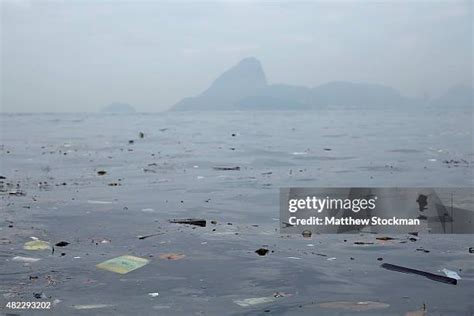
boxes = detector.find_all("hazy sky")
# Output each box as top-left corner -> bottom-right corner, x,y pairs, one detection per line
1,0 -> 472,112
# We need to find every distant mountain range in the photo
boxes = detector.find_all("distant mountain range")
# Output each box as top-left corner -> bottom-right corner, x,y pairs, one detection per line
170,57 -> 472,111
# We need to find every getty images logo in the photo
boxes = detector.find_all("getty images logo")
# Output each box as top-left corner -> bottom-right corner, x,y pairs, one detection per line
288,196 -> 378,213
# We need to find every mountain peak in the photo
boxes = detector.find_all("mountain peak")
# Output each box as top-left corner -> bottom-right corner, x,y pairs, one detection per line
209,57 -> 267,91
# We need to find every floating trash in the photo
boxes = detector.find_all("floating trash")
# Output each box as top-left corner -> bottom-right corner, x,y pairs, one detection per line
148,292 -> 159,298
73,304 -> 114,310
24,240 -> 50,250
12,256 -> 41,263
381,263 -> 457,285
169,219 -> 206,227
255,248 -> 269,256
213,166 -> 240,171
234,296 -> 276,307
96,255 -> 149,274
87,200 -> 113,204
55,241 -> 70,247
441,268 -> 461,280
159,253 -> 185,260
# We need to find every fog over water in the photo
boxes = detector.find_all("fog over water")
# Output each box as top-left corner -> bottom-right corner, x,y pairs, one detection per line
1,0 -> 472,112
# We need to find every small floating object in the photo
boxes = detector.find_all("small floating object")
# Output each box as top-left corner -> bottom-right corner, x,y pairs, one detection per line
169,219 -> 206,227
24,240 -> 50,250
12,256 -> 41,263
441,268 -> 461,280
381,263 -> 457,285
234,296 -> 276,307
212,166 -> 240,171
96,255 -> 149,274
159,253 -> 186,260
87,200 -> 113,204
148,292 -> 159,298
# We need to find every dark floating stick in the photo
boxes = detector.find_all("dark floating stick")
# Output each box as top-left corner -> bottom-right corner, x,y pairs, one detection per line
381,263 -> 457,285
169,219 -> 207,227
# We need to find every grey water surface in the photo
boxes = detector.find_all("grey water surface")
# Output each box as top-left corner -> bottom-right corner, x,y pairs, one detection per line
1,109 -> 473,315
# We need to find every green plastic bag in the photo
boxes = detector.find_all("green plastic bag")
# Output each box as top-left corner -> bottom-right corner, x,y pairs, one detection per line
96,255 -> 149,274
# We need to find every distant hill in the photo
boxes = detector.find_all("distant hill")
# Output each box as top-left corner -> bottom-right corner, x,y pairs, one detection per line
170,57 -> 415,111
101,102 -> 136,113
431,85 -> 473,108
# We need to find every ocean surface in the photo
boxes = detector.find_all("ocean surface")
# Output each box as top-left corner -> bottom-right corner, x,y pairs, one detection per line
1,109 -> 473,315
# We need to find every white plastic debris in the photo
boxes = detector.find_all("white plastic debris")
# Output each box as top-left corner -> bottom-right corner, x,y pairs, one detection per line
87,200 -> 113,204
441,268 -> 461,280
148,292 -> 160,298
234,297 -> 276,307
12,256 -> 41,263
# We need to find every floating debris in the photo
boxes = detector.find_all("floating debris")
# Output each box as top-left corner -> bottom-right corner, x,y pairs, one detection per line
354,241 -> 374,245
302,230 -> 312,238
381,263 -> 457,285
97,170 -> 107,176
169,219 -> 206,227
139,132 -> 145,138
87,200 -> 113,204
138,233 -> 163,240
96,255 -> 149,274
441,268 -> 461,280
416,248 -> 430,253
255,248 -> 269,256
213,166 -> 240,171
0,238 -> 11,245
376,236 -> 396,241
148,292 -> 159,298
159,253 -> 186,260
319,301 -> 389,311
234,296 -> 276,307
24,240 -> 50,250
55,241 -> 70,247
12,256 -> 41,263
469,247 -> 473,254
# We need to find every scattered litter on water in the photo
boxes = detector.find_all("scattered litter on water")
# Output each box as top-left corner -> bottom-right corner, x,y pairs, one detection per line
148,292 -> 159,297
327,257 -> 337,261
381,263 -> 457,285
302,230 -> 312,238
287,257 -> 301,260
96,255 -> 149,274
97,170 -> 107,176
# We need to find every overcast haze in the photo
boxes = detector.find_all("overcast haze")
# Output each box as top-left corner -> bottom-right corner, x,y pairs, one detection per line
1,0 -> 472,113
